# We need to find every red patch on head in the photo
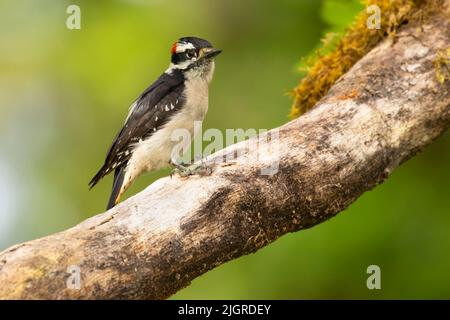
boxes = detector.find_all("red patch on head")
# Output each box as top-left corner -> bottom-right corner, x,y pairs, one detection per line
171,42 -> 178,54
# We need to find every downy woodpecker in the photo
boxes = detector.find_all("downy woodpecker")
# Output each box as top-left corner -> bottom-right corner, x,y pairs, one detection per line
89,37 -> 221,209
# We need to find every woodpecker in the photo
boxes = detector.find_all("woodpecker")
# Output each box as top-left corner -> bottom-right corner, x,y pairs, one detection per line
89,37 -> 221,210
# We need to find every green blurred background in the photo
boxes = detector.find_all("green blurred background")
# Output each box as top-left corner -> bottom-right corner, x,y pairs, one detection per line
0,0 -> 449,299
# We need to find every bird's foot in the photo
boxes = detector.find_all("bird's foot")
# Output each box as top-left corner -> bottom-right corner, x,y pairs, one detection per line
170,160 -> 213,178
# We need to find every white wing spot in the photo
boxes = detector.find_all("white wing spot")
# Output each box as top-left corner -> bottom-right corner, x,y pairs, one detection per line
170,103 -> 174,110
165,105 -> 170,111
155,116 -> 158,121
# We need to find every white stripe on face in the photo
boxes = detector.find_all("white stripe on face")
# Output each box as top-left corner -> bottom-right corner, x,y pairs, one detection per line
165,60 -> 192,74
175,42 -> 195,53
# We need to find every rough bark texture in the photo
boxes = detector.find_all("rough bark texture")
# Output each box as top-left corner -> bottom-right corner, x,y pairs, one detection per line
0,8 -> 449,299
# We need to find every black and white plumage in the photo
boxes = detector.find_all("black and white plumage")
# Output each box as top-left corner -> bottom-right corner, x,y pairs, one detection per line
89,37 -> 221,209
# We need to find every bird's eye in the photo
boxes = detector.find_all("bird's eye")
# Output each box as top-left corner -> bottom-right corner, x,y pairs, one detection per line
185,49 -> 196,59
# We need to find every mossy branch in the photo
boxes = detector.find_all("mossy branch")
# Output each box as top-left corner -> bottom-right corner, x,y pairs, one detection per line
290,0 -> 446,118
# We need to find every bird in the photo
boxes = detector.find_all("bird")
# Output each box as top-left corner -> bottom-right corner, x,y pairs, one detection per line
89,37 -> 221,210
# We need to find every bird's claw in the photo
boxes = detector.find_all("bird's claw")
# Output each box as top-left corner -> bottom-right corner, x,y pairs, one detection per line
170,161 -> 213,178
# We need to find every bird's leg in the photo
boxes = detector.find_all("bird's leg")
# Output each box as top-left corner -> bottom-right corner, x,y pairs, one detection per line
169,157 -> 213,178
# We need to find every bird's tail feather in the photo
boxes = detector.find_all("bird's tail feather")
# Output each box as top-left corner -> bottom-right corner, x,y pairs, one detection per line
107,167 -> 125,210
89,164 -> 108,190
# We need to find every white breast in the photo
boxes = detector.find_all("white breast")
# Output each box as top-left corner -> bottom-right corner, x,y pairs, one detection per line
124,65 -> 214,187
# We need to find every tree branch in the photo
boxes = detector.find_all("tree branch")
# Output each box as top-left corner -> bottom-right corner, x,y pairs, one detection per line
1,8 -> 449,299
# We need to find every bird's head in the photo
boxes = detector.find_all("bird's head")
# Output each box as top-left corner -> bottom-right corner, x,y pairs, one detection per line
167,37 -> 221,77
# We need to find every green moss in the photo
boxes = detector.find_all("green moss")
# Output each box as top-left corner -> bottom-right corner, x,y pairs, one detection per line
290,0 -> 438,118
434,48 -> 450,84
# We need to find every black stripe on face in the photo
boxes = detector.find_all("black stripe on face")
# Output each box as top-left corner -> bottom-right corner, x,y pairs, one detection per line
171,49 -> 197,65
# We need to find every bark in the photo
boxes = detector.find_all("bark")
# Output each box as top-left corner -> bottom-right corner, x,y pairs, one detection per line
0,8 -> 449,300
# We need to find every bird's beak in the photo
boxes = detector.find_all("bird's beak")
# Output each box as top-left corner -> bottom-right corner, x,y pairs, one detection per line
201,48 -> 222,59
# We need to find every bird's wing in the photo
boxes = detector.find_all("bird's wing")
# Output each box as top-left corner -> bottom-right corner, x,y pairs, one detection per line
89,71 -> 185,188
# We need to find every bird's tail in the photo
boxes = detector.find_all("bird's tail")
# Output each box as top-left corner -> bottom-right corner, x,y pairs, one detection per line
88,164 -> 108,190
106,167 -> 125,210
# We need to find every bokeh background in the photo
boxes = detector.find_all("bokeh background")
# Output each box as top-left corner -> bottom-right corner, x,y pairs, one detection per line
1,0 -> 449,299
